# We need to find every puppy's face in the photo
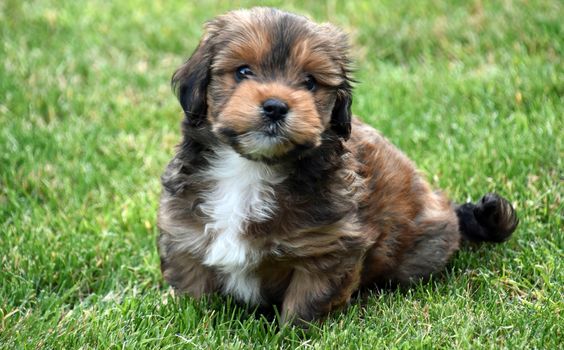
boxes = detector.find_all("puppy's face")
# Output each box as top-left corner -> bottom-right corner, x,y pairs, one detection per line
173,8 -> 352,162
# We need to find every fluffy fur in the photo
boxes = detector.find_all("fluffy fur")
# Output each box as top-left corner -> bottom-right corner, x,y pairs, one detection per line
157,7 -> 519,324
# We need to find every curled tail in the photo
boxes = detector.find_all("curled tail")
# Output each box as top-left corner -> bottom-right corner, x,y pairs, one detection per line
456,193 -> 519,243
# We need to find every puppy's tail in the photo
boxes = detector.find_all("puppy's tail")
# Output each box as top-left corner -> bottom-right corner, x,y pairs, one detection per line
455,193 -> 519,243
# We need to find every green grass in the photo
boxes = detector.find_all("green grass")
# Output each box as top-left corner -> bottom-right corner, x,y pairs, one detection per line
1,0 -> 562,348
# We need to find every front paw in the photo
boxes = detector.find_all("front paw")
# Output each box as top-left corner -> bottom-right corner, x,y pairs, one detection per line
280,299 -> 331,327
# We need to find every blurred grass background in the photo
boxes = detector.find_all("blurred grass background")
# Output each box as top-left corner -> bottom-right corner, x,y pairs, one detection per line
0,0 -> 562,348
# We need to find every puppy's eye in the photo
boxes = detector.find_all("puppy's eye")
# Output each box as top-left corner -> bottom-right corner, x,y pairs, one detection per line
304,75 -> 317,91
235,65 -> 254,82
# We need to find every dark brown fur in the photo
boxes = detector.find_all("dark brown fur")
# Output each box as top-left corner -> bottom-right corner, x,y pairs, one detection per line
157,7 -> 518,324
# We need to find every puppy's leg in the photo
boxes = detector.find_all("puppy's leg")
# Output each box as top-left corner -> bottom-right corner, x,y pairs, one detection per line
281,259 -> 363,325
160,250 -> 217,297
394,206 -> 461,285
378,192 -> 518,286
365,192 -> 462,287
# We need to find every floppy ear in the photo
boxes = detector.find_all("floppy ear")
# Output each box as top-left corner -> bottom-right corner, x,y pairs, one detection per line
330,82 -> 353,140
171,29 -> 217,127
319,23 -> 354,140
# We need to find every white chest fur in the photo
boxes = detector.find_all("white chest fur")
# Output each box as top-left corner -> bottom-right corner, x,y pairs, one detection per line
200,147 -> 285,304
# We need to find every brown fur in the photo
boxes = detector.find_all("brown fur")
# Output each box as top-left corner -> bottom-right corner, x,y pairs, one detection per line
157,7 -> 518,325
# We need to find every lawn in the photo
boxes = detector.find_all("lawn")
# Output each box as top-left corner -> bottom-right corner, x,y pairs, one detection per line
1,0 -> 562,348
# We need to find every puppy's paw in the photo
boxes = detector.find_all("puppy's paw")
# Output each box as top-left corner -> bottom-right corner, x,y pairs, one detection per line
473,193 -> 518,242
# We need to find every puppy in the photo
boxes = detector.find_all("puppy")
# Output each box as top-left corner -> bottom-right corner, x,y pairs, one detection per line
157,7 -> 518,324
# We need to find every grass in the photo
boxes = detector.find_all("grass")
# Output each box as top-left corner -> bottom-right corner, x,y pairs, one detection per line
1,0 -> 562,348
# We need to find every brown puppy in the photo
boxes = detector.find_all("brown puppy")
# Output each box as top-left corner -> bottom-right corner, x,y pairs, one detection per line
157,7 -> 518,324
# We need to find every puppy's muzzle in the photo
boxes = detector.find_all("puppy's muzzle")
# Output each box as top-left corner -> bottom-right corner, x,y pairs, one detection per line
262,98 -> 288,123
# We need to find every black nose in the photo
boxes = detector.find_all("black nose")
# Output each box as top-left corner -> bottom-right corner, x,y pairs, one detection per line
262,98 -> 289,122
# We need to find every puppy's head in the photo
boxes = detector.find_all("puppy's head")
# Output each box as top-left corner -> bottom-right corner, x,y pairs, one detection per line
173,7 -> 353,162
